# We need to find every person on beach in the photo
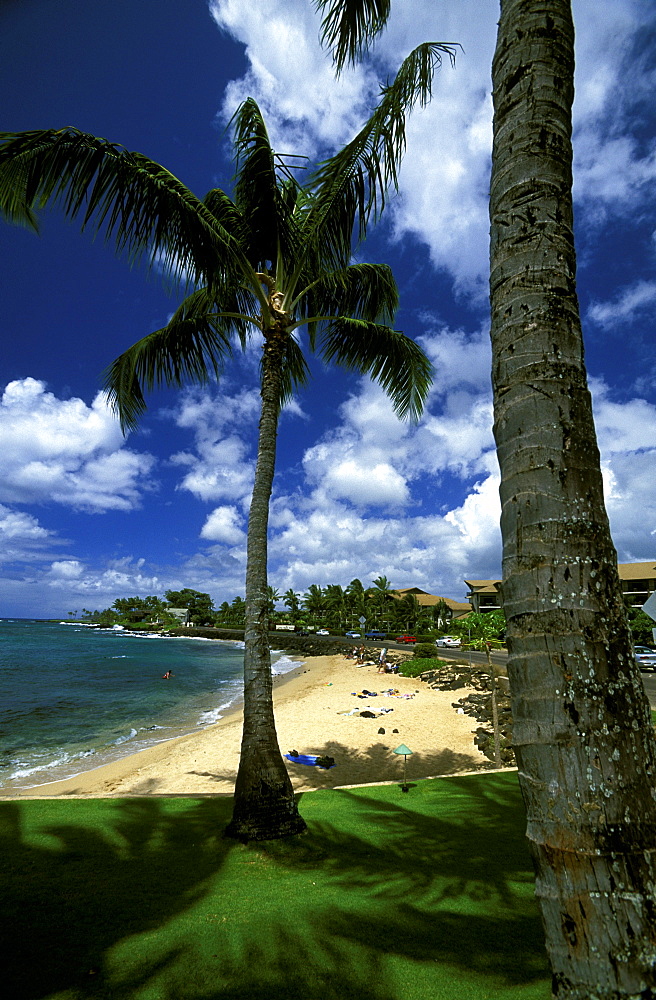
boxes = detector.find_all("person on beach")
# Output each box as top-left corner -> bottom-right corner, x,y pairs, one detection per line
377,647 -> 388,672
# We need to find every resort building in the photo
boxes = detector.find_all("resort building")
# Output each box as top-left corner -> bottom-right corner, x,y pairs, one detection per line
391,587 -> 472,620
618,562 -> 656,608
466,562 -> 656,612
167,607 -> 191,626
464,580 -> 502,614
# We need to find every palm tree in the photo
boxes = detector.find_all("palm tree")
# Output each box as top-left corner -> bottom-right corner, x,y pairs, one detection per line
370,574 -> 394,627
315,0 -> 656,990
345,577 -> 367,629
283,588 -> 301,623
0,69 -> 439,840
302,584 -> 327,628
265,586 -> 281,628
229,596 -> 246,628
324,583 -> 348,629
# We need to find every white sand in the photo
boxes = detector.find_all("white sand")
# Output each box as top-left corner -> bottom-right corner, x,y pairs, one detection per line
0,652 -> 492,798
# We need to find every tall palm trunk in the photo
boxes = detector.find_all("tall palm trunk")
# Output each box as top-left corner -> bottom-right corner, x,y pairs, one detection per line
225,326 -> 307,841
490,1 -> 656,994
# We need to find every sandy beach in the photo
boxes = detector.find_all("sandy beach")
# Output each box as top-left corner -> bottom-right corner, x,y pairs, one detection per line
1,651 -> 493,798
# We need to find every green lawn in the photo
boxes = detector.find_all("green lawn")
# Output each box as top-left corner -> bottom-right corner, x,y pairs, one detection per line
1,772 -> 550,1000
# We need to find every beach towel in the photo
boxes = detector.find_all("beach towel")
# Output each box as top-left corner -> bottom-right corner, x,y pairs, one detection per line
285,753 -> 336,768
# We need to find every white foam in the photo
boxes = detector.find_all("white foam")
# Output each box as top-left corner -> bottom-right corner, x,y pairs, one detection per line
271,653 -> 303,676
197,706 -> 226,725
113,728 -> 138,746
9,747 -> 97,780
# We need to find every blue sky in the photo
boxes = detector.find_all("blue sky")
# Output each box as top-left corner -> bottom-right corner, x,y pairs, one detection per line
1,0 -> 655,619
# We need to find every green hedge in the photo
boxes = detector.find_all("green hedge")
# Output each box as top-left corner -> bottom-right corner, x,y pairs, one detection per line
399,657 -> 448,677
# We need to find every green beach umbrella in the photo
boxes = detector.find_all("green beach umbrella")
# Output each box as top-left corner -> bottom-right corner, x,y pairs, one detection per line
393,744 -> 413,791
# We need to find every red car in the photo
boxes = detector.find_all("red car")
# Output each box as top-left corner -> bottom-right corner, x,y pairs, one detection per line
395,634 -> 417,644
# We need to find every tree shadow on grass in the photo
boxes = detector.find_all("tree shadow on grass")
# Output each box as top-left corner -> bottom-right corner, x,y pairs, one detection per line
0,796 -> 233,1000
0,772 -> 549,1000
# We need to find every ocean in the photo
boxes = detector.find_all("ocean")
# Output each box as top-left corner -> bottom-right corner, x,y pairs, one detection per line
0,619 -> 300,791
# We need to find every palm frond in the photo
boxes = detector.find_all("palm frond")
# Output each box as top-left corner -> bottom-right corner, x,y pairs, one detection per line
272,335 -> 312,407
0,128 -> 244,287
103,285 -> 259,432
314,0 -> 391,71
318,318 -> 433,421
231,99 -> 302,273
298,262 -> 398,333
306,42 -> 459,266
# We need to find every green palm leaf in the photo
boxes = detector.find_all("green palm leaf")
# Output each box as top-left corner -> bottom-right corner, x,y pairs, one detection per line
0,128 -> 242,288
318,317 -> 433,421
231,99 -> 302,273
271,334 -> 312,406
300,262 -> 398,333
314,0 -> 392,71
307,41 -> 458,266
103,285 -> 254,431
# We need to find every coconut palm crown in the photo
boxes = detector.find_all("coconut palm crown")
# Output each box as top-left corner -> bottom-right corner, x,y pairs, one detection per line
0,49 -> 450,839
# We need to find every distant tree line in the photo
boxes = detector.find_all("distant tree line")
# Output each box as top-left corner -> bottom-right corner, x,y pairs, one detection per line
78,585 -> 655,647
86,588 -> 217,627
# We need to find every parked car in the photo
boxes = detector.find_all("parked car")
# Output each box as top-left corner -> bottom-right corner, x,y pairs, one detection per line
345,631 -> 361,638
364,630 -> 386,639
316,629 -> 330,636
635,645 -> 656,671
395,634 -> 417,644
435,636 -> 462,648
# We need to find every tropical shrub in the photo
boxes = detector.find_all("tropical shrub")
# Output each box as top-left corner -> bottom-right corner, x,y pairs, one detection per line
413,643 -> 439,658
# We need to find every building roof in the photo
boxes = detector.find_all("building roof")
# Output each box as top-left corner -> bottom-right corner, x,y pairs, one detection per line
465,580 -> 501,593
168,608 -> 190,620
391,589 -> 471,610
465,563 -> 656,591
617,562 -> 656,580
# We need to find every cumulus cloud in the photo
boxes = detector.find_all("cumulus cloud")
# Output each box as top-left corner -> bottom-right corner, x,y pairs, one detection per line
209,0 -> 656,294
0,379 -> 156,512
169,383 -> 305,507
0,504 -> 58,568
587,280 -> 656,330
210,0 -> 375,154
200,505 -> 246,544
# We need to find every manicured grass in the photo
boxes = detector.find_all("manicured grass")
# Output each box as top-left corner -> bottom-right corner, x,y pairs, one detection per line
1,772 -> 550,1000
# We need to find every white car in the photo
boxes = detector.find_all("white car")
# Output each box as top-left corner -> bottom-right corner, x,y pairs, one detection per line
316,629 -> 330,636
345,631 -> 361,638
435,636 -> 462,648
635,646 -> 656,671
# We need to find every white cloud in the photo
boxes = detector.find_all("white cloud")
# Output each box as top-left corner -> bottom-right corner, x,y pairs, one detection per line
173,435 -> 254,502
209,0 -> 656,294
0,505 -> 51,543
210,0 -> 375,154
200,505 -> 246,544
587,280 -> 656,330
323,458 -> 409,506
169,383 -> 305,507
0,379 -> 156,512
0,504 -> 57,568
48,560 -> 84,580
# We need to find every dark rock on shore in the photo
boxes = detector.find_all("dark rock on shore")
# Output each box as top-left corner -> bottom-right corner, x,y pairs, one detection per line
419,662 -> 516,767
164,626 -> 368,658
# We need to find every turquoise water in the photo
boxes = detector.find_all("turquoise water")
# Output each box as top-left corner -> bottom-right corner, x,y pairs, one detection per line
0,619 -> 298,790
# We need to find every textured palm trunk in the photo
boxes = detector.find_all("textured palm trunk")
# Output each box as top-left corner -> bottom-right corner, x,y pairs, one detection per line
225,326 -> 306,841
490,1 -> 656,995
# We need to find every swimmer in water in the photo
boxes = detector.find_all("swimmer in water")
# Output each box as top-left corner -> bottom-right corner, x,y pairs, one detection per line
162,670 -> 173,679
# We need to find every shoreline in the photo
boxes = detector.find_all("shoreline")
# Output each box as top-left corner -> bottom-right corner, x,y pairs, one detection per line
0,652 -> 493,799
